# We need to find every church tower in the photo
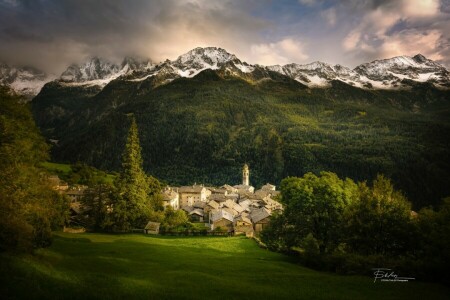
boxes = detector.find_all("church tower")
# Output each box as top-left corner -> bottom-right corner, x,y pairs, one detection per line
242,164 -> 250,186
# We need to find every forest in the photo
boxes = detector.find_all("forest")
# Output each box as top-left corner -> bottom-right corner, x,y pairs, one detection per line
32,70 -> 450,209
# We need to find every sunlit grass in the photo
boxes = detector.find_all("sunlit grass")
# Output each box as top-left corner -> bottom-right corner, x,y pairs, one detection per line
1,233 -> 449,299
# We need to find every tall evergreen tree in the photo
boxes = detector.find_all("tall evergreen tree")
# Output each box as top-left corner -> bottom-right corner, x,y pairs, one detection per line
109,117 -> 152,231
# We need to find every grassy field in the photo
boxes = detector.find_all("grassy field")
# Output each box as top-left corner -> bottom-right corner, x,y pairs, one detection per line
41,161 -> 72,174
40,162 -> 116,184
1,233 -> 448,300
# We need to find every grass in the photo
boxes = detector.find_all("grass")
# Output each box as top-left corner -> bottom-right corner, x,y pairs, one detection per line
41,162 -> 72,174
1,233 -> 449,299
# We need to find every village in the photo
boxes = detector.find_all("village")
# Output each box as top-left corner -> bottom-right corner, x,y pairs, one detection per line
49,164 -> 283,237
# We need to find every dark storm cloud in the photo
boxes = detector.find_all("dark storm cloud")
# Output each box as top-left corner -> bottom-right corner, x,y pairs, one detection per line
0,0 -> 448,73
0,0 -> 270,73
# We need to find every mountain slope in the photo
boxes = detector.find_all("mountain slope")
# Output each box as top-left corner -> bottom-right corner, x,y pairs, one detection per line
31,63 -> 450,209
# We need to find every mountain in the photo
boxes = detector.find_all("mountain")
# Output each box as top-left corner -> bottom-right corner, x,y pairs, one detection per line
2,48 -> 449,98
31,47 -> 450,210
268,54 -> 450,89
55,49 -> 449,90
0,62 -> 55,99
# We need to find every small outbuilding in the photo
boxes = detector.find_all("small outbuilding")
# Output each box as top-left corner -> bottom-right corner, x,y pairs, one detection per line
145,221 -> 161,234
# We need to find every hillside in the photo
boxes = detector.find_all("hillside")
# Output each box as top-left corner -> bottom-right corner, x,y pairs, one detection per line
31,65 -> 450,209
1,233 -> 448,299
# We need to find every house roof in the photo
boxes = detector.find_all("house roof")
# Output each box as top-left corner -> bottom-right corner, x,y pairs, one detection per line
208,188 -> 228,194
235,214 -> 252,225
181,205 -> 194,213
233,203 -> 244,213
206,200 -> 219,209
145,221 -> 161,231
209,194 -> 227,202
193,201 -> 206,209
261,183 -> 276,191
238,199 -> 252,209
233,184 -> 253,190
189,208 -> 204,216
222,207 -> 239,217
223,199 -> 236,209
163,190 -> 178,201
179,185 -> 205,193
250,207 -> 271,223
221,184 -> 237,192
210,209 -> 234,223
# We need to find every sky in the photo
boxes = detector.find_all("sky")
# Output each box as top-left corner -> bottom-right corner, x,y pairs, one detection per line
0,0 -> 449,73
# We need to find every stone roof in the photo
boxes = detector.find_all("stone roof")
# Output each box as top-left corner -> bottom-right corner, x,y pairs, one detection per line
145,221 -> 161,231
163,189 -> 178,201
193,201 -> 206,209
221,184 -> 237,193
223,207 -> 239,217
250,207 -> 271,223
209,194 -> 227,202
179,185 -> 205,193
208,188 -> 228,195
261,183 -> 276,191
189,208 -> 204,216
233,203 -> 244,214
223,199 -> 236,209
238,199 -> 252,209
235,213 -> 252,225
181,205 -> 194,213
206,200 -> 220,209
210,209 -> 234,223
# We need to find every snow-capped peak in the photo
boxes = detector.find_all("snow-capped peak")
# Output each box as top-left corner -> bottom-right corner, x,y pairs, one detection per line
174,47 -> 238,68
3,49 -> 449,97
0,62 -> 55,99
120,57 -> 153,72
60,57 -> 120,82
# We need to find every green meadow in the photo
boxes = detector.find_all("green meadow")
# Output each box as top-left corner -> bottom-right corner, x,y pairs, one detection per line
1,233 -> 448,299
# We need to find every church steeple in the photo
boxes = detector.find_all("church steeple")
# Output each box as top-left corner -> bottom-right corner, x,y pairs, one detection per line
242,164 -> 249,186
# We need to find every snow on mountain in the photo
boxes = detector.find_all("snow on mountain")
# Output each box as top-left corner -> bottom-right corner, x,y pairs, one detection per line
60,57 -> 120,83
268,61 -> 360,87
267,54 -> 449,89
353,54 -> 450,89
2,48 -> 449,97
0,63 -> 55,99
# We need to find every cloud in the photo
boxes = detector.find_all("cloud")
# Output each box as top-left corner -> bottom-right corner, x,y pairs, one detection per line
321,8 -> 337,26
0,0 -> 448,72
298,0 -> 316,6
340,0 -> 450,66
251,38 -> 309,65
0,0 -> 269,73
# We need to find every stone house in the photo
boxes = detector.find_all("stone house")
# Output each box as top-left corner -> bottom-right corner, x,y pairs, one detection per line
162,187 -> 179,210
189,209 -> 205,222
65,186 -> 87,203
234,213 -> 254,236
178,185 -> 210,206
204,200 -> 219,214
250,207 -> 272,232
145,221 -> 161,234
210,209 -> 234,231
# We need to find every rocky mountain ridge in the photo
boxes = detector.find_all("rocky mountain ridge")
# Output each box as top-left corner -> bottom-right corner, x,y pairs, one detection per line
2,47 -> 449,97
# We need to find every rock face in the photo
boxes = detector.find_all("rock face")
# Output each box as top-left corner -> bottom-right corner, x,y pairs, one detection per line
0,63 -> 55,99
54,49 -> 450,91
2,48 -> 450,98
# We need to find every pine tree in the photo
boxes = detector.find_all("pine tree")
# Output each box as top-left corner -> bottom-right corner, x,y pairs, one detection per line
110,117 -> 152,231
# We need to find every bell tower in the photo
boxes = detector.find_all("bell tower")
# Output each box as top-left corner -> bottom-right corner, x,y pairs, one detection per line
242,164 -> 249,186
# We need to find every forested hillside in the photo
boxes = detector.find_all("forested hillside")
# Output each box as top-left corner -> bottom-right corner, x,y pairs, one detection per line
31,70 -> 450,209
